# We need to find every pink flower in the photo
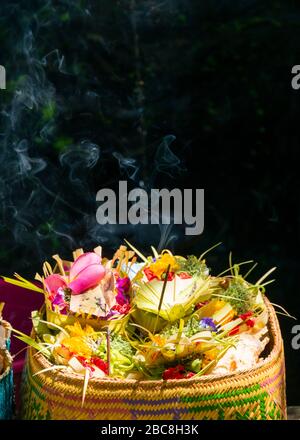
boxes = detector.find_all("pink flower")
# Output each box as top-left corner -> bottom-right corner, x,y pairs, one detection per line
115,277 -> 131,306
44,252 -> 106,298
44,274 -> 67,300
116,277 -> 130,293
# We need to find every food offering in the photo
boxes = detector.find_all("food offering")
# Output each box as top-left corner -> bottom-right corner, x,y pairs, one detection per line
3,243 -> 288,420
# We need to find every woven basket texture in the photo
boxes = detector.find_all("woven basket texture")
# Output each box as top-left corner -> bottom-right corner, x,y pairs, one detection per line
0,320 -> 13,420
21,300 -> 287,420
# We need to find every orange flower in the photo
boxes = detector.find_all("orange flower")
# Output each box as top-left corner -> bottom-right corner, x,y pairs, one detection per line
60,321 -> 97,359
149,253 -> 179,279
61,337 -> 92,358
202,348 -> 218,367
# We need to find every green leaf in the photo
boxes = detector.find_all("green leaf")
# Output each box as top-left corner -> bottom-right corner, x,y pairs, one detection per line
32,310 -> 50,337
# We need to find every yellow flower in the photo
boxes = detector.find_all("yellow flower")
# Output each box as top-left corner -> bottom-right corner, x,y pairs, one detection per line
153,334 -> 166,346
65,321 -> 96,339
149,253 -> 179,279
60,320 -> 97,358
202,348 -> 218,367
61,336 -> 92,358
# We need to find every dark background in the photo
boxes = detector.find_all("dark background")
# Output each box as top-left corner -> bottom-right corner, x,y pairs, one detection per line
0,0 -> 299,403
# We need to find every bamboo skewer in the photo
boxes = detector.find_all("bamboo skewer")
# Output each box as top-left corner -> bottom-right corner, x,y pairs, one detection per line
107,328 -> 111,376
173,275 -> 176,303
153,264 -> 170,334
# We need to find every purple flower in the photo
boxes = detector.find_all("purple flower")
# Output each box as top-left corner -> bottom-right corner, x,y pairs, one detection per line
103,309 -> 118,319
51,288 -> 68,315
199,317 -> 217,332
115,290 -> 130,306
116,277 -> 130,293
116,277 -> 131,305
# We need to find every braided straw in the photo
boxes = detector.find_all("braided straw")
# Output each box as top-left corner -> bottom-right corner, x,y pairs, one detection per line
0,320 -> 14,420
21,299 -> 287,420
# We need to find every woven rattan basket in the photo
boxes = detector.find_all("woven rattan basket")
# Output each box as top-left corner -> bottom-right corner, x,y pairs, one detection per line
21,299 -> 286,420
0,320 -> 14,419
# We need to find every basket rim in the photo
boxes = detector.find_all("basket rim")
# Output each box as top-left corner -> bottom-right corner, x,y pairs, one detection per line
28,297 -> 284,388
0,319 -> 12,341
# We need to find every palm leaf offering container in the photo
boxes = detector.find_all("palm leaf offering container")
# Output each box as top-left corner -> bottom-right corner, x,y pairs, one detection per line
0,309 -> 14,420
4,243 -> 287,420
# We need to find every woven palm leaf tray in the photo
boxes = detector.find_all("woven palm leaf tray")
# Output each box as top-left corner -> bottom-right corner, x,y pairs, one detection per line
20,300 -> 286,420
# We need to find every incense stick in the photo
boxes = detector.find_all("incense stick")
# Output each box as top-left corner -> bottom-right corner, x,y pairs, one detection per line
153,264 -> 170,334
106,327 -> 111,376
173,275 -> 176,302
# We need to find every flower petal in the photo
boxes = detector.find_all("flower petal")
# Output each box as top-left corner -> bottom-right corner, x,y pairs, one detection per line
70,252 -> 102,281
44,274 -> 67,297
68,264 -> 106,295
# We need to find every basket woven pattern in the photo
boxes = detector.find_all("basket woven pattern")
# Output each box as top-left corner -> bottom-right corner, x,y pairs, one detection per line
21,301 -> 287,420
0,320 -> 14,420
0,350 -> 13,420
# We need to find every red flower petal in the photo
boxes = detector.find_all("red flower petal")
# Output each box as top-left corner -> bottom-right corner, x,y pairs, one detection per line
91,357 -> 109,375
239,311 -> 253,321
163,365 -> 186,380
185,372 -> 196,379
166,272 -> 175,281
246,318 -> 255,328
143,268 -> 157,281
112,303 -> 131,315
229,326 -> 240,336
178,272 -> 192,279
